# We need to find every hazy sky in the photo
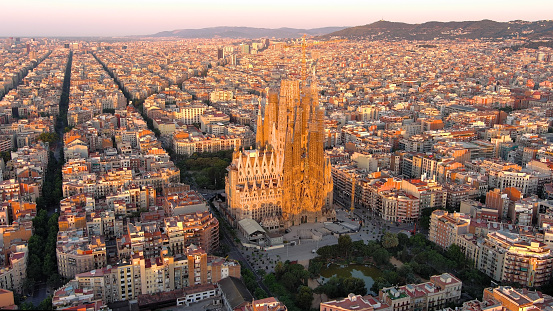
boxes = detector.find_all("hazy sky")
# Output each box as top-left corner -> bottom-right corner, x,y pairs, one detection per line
2,0 -> 552,37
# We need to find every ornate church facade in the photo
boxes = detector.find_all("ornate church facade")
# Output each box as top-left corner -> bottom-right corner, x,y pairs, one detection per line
225,79 -> 334,229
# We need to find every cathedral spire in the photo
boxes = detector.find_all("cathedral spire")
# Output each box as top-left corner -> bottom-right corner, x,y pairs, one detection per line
226,78 -> 333,229
255,101 -> 265,149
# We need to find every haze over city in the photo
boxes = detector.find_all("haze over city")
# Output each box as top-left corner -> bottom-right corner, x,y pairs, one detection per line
2,0 -> 553,36
3,0 -> 553,310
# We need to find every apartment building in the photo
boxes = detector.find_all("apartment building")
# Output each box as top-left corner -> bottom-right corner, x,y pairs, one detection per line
502,240 -> 553,287
429,210 -> 470,249
379,190 -> 420,223
478,231 -> 513,282
476,286 -> 553,311
0,245 -> 27,293
172,130 -> 245,155
443,183 -> 479,211
455,234 -> 481,265
200,110 -> 230,134
509,201 -> 534,227
357,105 -> 384,121
56,229 -> 107,279
177,104 -> 208,124
74,245 -> 239,303
52,280 -> 99,310
331,164 -> 364,209
486,188 -> 511,220
0,289 -> 16,309
375,273 -> 461,311
105,184 -> 156,210
164,211 -> 219,255
1,220 -> 33,257
210,90 -> 233,103
476,231 -> 553,287
401,179 -> 446,210
321,293 -> 388,311
399,137 -> 433,154
497,171 -> 538,196
63,166 -> 179,199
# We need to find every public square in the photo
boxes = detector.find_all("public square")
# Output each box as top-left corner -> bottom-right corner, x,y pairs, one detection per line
235,206 -> 415,274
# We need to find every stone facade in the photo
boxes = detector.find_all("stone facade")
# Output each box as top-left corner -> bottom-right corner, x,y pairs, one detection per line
226,79 -> 333,229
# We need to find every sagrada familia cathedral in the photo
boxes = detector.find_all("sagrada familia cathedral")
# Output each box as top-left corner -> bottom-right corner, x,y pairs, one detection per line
225,79 -> 334,229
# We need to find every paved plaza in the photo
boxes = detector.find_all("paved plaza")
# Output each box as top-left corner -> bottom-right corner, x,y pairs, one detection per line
235,206 -> 415,274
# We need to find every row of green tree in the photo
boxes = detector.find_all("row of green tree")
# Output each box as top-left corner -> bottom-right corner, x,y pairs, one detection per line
91,53 -> 131,105
37,133 -> 59,144
1,50 -> 51,104
94,53 -> 234,191
17,296 -> 52,310
35,152 -> 63,210
26,210 -> 62,290
241,266 -> 268,300
20,49 -> 73,310
89,59 -> 159,138
20,152 -> 64,309
54,51 -> 71,137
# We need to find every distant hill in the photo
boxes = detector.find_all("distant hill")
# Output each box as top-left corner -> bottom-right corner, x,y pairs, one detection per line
149,26 -> 347,39
323,20 -> 553,40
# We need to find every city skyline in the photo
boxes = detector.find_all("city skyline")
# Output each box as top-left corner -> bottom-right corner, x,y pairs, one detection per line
2,7 -> 553,309
2,0 -> 552,37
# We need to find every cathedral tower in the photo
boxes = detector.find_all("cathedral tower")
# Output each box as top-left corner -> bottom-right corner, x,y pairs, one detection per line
225,78 -> 333,229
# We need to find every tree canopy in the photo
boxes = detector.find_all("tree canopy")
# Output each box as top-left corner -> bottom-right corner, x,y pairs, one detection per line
310,231 -> 492,300
315,276 -> 367,299
37,132 -> 59,143
264,261 -> 313,311
381,232 -> 399,248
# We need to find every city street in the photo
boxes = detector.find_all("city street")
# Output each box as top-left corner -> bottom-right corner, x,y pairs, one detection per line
23,283 -> 49,307
215,204 -> 273,296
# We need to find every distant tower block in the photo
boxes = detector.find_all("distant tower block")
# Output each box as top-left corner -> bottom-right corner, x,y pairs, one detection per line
225,79 -> 334,229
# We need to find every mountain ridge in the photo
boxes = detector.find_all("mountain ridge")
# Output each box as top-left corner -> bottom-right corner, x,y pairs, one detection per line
322,19 -> 553,40
148,26 -> 347,39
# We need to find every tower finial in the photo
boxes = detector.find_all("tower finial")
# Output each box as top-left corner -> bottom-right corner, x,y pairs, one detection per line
301,34 -> 307,83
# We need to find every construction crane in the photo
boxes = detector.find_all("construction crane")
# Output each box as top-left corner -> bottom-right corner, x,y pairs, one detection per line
350,175 -> 356,215
284,35 -> 346,82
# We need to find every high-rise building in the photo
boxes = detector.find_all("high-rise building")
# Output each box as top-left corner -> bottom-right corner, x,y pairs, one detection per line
226,79 -> 334,228
239,44 -> 250,54
217,48 -> 224,60
475,231 -> 553,287
486,188 -> 511,220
